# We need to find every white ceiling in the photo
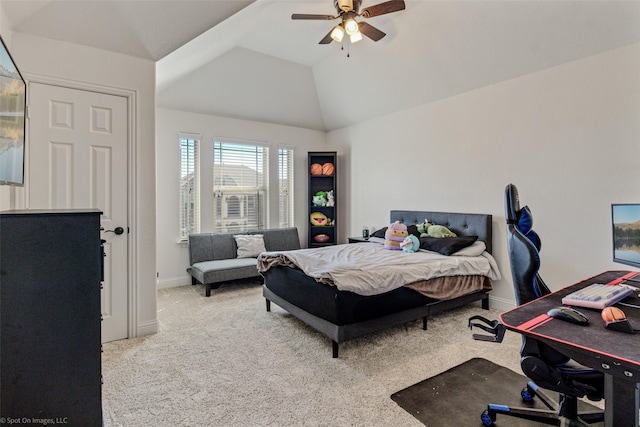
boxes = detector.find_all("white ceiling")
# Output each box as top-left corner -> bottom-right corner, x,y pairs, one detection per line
1,0 -> 255,60
3,0 -> 640,132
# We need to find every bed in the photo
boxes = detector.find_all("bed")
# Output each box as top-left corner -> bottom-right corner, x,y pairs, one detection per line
258,210 -> 500,357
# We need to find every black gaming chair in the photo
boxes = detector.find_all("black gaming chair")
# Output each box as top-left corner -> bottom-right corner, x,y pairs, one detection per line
481,184 -> 605,426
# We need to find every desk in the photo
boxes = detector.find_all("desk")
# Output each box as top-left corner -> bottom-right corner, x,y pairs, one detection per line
500,270 -> 640,427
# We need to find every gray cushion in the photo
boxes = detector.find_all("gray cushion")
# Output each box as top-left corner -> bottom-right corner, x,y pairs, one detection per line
209,233 -> 238,260
190,258 -> 259,284
188,234 -> 215,265
253,227 -> 300,252
188,233 -> 238,264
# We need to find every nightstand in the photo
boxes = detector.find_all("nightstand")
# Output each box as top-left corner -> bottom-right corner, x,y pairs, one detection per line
348,237 -> 372,243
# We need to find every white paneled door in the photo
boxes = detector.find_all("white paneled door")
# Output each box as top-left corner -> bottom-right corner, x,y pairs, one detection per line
28,82 -> 129,343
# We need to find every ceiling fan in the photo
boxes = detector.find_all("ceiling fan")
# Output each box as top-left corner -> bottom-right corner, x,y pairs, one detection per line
292,0 -> 405,45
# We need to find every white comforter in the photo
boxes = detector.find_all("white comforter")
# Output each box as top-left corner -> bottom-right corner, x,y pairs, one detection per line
258,242 -> 501,296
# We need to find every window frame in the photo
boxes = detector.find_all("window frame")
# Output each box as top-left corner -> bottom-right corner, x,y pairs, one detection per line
278,146 -> 295,228
178,136 -> 295,238
178,133 -> 200,241
212,139 -> 269,233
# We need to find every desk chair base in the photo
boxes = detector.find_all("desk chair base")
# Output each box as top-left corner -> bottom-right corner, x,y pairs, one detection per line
481,381 -> 604,426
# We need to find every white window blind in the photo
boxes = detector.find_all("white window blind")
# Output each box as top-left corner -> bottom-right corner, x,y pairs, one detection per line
278,147 -> 294,228
213,141 -> 268,232
179,135 -> 200,240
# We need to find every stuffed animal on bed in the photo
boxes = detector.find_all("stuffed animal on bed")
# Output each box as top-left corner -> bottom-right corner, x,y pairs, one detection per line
384,221 -> 408,250
417,219 -> 457,238
400,234 -> 420,253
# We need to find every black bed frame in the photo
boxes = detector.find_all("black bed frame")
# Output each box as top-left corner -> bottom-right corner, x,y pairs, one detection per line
263,210 -> 493,358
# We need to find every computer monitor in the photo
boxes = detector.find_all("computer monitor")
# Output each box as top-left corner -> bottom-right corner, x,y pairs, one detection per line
612,203 -> 640,269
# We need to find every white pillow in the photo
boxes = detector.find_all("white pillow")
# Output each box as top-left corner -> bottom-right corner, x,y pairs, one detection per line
451,241 -> 486,257
234,234 -> 267,258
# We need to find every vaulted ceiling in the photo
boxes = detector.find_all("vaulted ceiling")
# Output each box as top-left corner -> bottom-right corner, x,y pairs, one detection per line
3,0 -> 640,132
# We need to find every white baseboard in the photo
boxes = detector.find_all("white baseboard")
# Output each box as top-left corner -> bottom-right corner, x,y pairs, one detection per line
488,295 -> 516,312
157,275 -> 192,289
136,319 -> 158,337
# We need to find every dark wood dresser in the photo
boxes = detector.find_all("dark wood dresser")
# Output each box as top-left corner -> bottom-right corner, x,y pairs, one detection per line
0,209 -> 103,426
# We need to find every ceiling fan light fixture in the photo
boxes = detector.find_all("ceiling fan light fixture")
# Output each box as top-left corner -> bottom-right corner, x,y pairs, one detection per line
336,0 -> 354,12
330,25 -> 345,43
344,18 -> 359,35
293,0 -> 405,48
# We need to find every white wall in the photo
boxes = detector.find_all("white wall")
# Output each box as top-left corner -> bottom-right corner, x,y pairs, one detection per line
156,108 -> 326,289
2,30 -> 158,337
327,43 -> 640,311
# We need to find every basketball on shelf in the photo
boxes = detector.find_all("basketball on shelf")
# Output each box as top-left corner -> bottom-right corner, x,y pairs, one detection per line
601,306 -> 626,322
310,163 -> 323,175
322,162 -> 334,175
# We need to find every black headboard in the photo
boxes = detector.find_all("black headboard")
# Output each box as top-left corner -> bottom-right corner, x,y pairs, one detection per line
390,210 -> 493,254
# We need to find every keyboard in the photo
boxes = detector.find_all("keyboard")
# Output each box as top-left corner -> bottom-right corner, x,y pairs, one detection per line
561,283 -> 634,309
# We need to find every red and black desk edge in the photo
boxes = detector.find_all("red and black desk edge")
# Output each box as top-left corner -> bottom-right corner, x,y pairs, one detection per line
499,270 -> 640,427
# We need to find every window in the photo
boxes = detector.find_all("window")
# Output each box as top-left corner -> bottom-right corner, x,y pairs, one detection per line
213,141 -> 268,232
179,135 -> 200,240
179,137 -> 293,236
278,147 -> 294,228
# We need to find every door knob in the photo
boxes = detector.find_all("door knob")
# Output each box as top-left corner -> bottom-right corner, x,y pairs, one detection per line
104,226 -> 125,235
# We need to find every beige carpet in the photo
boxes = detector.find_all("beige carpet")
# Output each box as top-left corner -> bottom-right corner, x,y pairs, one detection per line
102,281 -> 525,426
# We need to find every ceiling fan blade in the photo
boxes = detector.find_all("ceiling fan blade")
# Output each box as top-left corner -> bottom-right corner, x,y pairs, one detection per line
292,13 -> 337,20
319,29 -> 334,44
360,0 -> 405,18
358,21 -> 386,41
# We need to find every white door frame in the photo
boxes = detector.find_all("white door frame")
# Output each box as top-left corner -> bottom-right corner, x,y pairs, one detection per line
23,72 -> 139,339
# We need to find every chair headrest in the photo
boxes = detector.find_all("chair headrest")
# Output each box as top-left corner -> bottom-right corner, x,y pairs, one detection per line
505,183 -> 520,224
505,183 -> 542,251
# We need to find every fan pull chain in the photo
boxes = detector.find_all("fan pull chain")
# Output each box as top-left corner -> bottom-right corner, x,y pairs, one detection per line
339,40 -> 352,58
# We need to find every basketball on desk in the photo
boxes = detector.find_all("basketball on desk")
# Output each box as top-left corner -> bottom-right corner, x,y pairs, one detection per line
601,306 -> 626,322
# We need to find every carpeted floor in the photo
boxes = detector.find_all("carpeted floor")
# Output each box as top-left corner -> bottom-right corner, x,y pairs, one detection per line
102,281 -> 533,426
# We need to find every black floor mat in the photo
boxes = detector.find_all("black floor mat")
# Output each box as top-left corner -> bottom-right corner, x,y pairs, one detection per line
391,358 -> 603,426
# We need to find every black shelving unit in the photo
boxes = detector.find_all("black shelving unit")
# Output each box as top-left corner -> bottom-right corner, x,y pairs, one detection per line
308,151 -> 337,247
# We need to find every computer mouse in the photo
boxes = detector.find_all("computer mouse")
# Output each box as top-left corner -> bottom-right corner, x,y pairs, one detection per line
546,307 -> 589,325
